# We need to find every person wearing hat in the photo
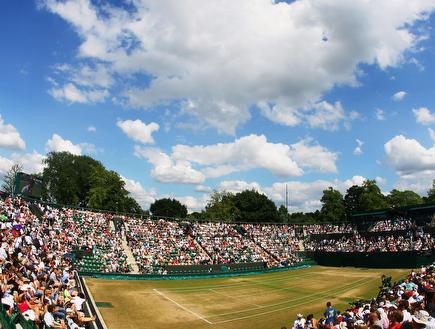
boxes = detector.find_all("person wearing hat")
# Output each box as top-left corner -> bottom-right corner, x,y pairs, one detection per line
293,313 -> 306,329
411,310 -> 430,329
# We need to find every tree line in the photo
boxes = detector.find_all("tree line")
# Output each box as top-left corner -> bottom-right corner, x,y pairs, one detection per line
1,152 -> 434,223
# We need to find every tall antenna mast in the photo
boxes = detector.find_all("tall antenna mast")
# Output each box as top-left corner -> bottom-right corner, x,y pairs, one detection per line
285,184 -> 288,212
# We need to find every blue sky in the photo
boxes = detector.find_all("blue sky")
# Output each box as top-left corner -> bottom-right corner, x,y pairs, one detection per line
1,0 -> 435,212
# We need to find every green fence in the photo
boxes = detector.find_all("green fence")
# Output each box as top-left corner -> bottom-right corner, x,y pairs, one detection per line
305,250 -> 434,268
79,262 -> 313,280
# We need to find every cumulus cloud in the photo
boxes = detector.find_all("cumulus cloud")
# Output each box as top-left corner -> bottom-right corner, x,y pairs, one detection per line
46,134 -> 82,155
413,107 -> 435,125
134,146 -> 205,184
87,126 -> 96,132
121,176 -> 157,209
117,119 -> 159,144
42,0 -> 435,132
0,156 -> 14,176
0,115 -> 26,150
172,134 -> 337,178
375,108 -> 385,121
47,63 -> 111,104
259,101 -> 357,131
134,134 -> 337,184
45,134 -> 97,156
49,82 -> 108,104
353,139 -> 364,156
385,134 -> 435,175
0,151 -> 46,176
429,128 -> 435,142
392,90 -> 407,101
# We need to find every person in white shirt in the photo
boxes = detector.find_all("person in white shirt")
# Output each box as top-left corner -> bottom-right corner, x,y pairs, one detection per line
293,314 -> 306,329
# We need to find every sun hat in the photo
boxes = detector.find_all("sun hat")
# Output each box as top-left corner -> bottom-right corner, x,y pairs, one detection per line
297,314 -> 303,318
412,310 -> 429,326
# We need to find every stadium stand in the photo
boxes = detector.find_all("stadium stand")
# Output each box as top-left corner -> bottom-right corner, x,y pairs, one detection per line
0,194 -> 434,328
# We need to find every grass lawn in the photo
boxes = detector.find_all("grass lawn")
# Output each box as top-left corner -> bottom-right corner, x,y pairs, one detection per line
86,266 -> 409,329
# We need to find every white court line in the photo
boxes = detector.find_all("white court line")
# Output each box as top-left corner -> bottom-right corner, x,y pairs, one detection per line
207,276 -> 372,318
164,271 -> 319,292
153,288 -> 213,324
213,276 -> 378,324
209,289 -> 262,308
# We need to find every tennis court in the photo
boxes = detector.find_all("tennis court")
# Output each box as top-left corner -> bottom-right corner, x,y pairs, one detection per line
86,266 -> 409,329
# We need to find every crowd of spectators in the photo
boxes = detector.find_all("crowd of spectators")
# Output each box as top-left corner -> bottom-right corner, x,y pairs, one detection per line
38,205 -> 129,273
304,224 -> 355,235
369,219 -> 413,232
127,218 -> 210,274
284,265 -> 435,329
304,232 -> 433,253
0,196 -> 96,328
192,222 -> 273,265
242,224 -> 302,267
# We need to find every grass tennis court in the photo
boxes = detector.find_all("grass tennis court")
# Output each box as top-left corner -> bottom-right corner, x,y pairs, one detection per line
85,266 -> 409,329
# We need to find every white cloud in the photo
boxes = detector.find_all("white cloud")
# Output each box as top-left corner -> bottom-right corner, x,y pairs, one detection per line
42,0 -> 435,132
117,119 -> 159,144
87,126 -> 96,132
375,176 -> 387,186
353,139 -> 364,156
172,134 -> 337,178
11,151 -> 46,174
413,107 -> 435,125
385,134 -> 435,175
375,108 -> 385,121
259,101 -> 356,131
0,156 -> 14,176
134,134 -> 336,184
134,146 -> 205,184
45,134 -> 82,155
218,180 -> 263,194
194,185 -> 212,193
0,151 -> 46,176
121,176 -> 157,209
429,128 -> 435,142
177,195 -> 208,213
49,82 -> 108,104
48,63 -> 112,104
392,90 -> 407,101
0,115 -> 26,150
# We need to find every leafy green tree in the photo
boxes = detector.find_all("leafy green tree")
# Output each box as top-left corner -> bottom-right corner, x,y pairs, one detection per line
344,185 -> 364,218
204,191 -> 239,222
320,187 -> 346,223
42,152 -> 143,213
427,180 -> 435,203
232,189 -> 279,222
278,204 -> 289,222
150,198 -> 188,218
1,163 -> 23,194
359,180 -> 389,210
387,189 -> 423,207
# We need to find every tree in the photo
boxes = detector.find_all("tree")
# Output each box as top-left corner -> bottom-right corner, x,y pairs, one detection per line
1,163 -> 23,194
203,191 -> 239,222
320,187 -> 346,223
344,180 -> 388,218
427,180 -> 435,203
232,189 -> 279,222
344,185 -> 364,218
359,180 -> 389,211
387,189 -> 423,208
278,205 -> 289,222
42,151 -> 143,213
150,198 -> 188,218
